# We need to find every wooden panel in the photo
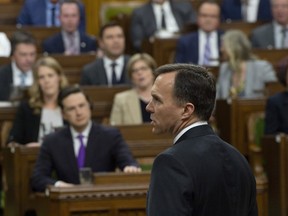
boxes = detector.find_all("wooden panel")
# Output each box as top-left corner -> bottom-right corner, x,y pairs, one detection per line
1,25 -> 61,53
215,98 -> 266,156
0,3 -> 22,24
82,0 -> 145,36
262,134 -> 288,216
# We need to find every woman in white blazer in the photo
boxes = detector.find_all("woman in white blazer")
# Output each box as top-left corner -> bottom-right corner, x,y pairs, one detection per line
110,53 -> 156,125
217,30 -> 277,99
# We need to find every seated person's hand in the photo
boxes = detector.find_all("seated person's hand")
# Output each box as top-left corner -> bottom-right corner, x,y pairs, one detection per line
26,142 -> 40,147
123,166 -> 142,173
54,180 -> 75,188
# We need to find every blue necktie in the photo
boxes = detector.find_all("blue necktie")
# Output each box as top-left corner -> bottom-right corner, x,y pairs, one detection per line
51,6 -> 56,26
20,73 -> 26,87
77,134 -> 85,169
203,33 -> 211,66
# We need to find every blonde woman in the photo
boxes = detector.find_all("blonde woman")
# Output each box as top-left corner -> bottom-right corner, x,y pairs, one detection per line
110,53 -> 156,125
217,30 -> 277,99
8,56 -> 68,146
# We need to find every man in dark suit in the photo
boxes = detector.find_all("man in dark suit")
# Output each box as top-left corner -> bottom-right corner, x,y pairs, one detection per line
17,0 -> 86,33
251,0 -> 288,49
221,0 -> 272,22
42,0 -> 96,55
31,86 -> 141,192
130,0 -> 196,51
80,22 -> 130,86
145,64 -> 258,215
175,0 -> 222,66
0,31 -> 37,101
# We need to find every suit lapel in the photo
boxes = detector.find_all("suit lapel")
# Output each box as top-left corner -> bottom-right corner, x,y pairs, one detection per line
85,123 -> 100,167
79,33 -> 87,52
63,128 -> 79,178
99,59 -> 109,84
147,3 -> 157,34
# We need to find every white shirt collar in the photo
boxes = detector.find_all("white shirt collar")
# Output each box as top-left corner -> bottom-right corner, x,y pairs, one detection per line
173,121 -> 208,144
70,120 -> 92,142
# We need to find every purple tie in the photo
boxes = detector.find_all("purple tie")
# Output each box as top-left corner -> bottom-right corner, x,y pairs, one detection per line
203,33 -> 211,66
77,134 -> 85,169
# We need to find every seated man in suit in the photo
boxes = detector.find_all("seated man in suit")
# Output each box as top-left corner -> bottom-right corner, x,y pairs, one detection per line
80,22 -> 130,86
0,31 -> 37,101
31,85 -> 141,192
221,0 -> 272,23
251,0 -> 288,49
175,0 -> 222,66
43,0 -> 96,55
130,0 -> 196,51
17,0 -> 86,33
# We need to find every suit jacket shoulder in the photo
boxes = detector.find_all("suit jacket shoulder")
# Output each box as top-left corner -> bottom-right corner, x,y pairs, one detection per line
0,64 -> 13,101
251,22 -> 274,48
43,32 -> 64,54
80,58 -> 107,85
110,89 -> 142,125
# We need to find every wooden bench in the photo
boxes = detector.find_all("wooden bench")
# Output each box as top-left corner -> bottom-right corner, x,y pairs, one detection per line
1,25 -> 61,53
215,98 -> 266,156
0,53 -> 96,84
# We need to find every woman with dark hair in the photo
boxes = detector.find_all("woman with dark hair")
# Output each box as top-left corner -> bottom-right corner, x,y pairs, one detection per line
264,60 -> 288,134
8,56 -> 69,146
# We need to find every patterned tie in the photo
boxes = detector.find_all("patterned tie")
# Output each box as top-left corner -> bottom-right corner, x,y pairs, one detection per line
282,28 -> 288,48
203,33 -> 211,66
161,6 -> 166,29
20,73 -> 26,87
111,62 -> 118,85
67,33 -> 78,55
77,134 -> 85,169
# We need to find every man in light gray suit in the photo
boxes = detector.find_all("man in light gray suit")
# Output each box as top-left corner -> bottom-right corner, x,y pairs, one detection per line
251,0 -> 288,49
130,0 -> 196,51
80,22 -> 130,86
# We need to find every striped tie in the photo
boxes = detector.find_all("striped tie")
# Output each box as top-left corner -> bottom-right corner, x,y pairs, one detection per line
203,33 -> 211,66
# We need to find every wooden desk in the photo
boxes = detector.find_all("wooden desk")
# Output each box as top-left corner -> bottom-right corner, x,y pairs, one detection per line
3,142 -> 268,216
215,98 -> 266,156
262,134 -> 288,216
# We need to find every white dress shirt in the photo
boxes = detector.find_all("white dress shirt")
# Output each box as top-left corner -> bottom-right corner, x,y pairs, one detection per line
198,30 -> 219,66
0,32 -> 11,57
152,1 -> 179,33
11,61 -> 33,87
243,0 -> 260,22
103,55 -> 125,86
70,120 -> 92,157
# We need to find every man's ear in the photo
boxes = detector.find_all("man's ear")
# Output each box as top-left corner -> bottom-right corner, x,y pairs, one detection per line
181,103 -> 194,119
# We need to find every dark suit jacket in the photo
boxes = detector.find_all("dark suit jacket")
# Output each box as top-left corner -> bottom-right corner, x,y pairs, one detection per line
130,0 -> 196,51
80,55 -> 130,85
8,101 -> 41,144
221,0 -> 272,22
265,91 -> 288,134
174,30 -> 223,64
17,0 -> 86,32
31,122 -> 138,192
251,22 -> 275,49
42,32 -> 97,54
147,125 -> 257,215
0,64 -> 13,101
